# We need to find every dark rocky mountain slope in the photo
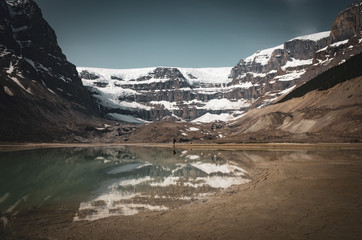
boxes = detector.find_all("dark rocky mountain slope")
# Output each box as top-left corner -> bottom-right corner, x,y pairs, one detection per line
0,0 -> 133,142
222,52 -> 362,143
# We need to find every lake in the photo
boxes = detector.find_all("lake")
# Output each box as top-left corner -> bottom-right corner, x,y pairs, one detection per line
1,145 -> 361,239
0,146 -> 252,227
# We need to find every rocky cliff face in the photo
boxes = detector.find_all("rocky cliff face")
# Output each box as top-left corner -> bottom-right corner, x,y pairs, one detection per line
0,0 -> 94,105
80,1 -> 362,125
79,66 -> 250,122
229,32 -> 332,108
221,54 -> 362,143
0,0 -> 107,142
228,1 -> 362,109
127,53 -> 362,144
330,0 -> 362,43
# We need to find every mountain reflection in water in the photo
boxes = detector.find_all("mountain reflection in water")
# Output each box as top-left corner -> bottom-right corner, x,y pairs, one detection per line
0,146 -> 251,223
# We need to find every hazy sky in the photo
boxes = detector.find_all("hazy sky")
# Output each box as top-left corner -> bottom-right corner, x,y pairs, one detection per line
34,0 -> 354,69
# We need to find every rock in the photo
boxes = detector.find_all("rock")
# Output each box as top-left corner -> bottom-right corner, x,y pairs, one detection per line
79,1 -> 362,124
0,0 -> 105,142
330,1 -> 362,43
0,0 -> 96,108
80,70 -> 100,80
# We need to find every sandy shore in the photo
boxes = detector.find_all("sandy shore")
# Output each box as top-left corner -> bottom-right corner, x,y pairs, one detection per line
2,144 -> 361,240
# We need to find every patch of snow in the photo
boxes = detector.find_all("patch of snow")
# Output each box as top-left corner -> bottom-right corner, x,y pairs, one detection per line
187,127 -> 199,131
6,62 -> 14,74
203,98 -> 250,110
186,155 -> 200,160
79,66 -> 233,91
47,88 -> 55,94
191,162 -> 247,175
126,77 -> 172,85
181,150 -> 188,155
317,39 -> 350,53
178,67 -> 232,85
330,39 -> 349,47
118,176 -> 153,186
315,57 -> 334,66
197,176 -> 250,189
119,101 -> 151,110
192,112 -> 245,123
9,76 -> 32,95
37,63 -> 49,72
258,96 -> 279,108
229,82 -> 253,89
0,49 -> 11,57
249,72 -> 266,78
317,46 -> 328,53
281,58 -> 313,71
244,44 -> 284,65
150,98 -> 250,111
267,70 -> 278,75
150,100 -> 178,110
279,85 -> 296,95
77,67 -> 155,81
289,31 -> 330,42
24,58 -> 36,71
338,59 -> 346,65
275,70 -> 306,81
3,86 -> 14,96
150,176 -> 180,187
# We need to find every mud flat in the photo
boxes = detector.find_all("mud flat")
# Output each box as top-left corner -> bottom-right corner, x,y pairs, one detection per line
1,144 -> 362,240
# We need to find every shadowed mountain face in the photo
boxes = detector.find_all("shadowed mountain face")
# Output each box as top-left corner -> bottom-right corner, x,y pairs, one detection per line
0,0 -> 94,105
0,0 -> 108,142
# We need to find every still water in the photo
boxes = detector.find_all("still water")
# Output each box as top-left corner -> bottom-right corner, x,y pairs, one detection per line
0,146 -> 252,225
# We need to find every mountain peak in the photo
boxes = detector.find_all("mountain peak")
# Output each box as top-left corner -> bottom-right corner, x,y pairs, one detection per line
330,1 -> 362,43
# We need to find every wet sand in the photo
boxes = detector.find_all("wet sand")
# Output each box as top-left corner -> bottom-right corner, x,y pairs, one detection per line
2,144 -> 362,240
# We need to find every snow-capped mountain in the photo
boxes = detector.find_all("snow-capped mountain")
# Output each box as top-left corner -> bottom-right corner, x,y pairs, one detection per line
1,0 -> 361,144
76,36 -> 337,123
79,1 -> 362,124
78,66 -> 250,123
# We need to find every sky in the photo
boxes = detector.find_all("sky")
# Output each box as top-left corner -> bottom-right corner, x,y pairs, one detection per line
33,0 -> 355,69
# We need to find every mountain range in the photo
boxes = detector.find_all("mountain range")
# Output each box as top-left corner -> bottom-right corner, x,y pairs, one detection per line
0,0 -> 361,143
78,1 -> 362,124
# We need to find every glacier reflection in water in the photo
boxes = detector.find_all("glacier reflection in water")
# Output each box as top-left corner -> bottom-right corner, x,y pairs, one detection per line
0,146 -> 251,225
74,147 -> 250,221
